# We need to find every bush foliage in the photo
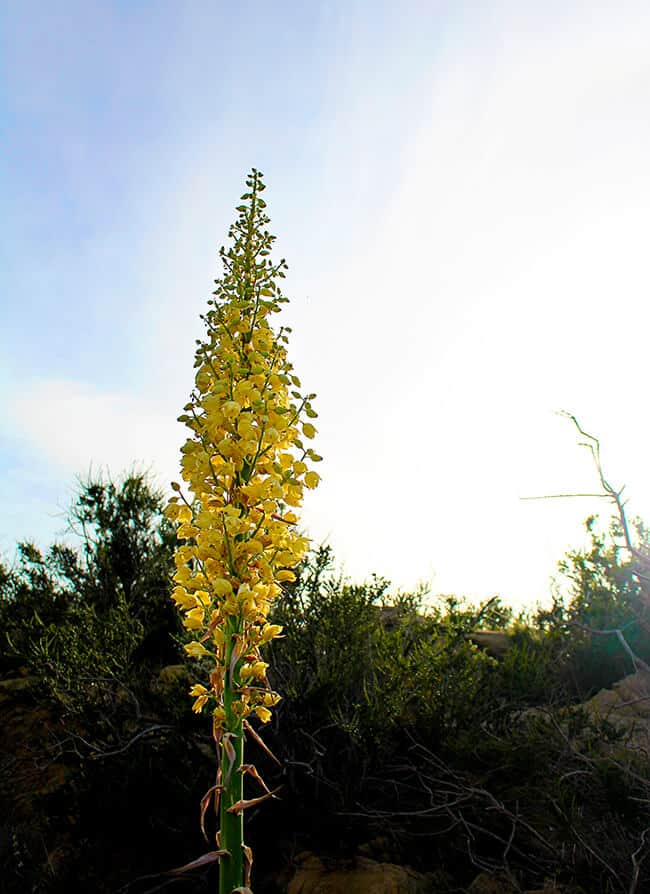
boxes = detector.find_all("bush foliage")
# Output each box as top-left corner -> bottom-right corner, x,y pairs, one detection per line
1,475 -> 650,893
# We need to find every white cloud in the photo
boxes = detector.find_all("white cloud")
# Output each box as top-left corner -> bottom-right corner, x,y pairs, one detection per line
8,378 -> 182,490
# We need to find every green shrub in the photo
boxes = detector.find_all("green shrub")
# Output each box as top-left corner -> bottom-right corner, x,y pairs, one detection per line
24,595 -> 144,712
0,473 -> 178,683
537,515 -> 650,698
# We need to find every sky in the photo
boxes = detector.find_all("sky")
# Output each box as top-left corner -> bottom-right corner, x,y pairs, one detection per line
3,0 -> 650,610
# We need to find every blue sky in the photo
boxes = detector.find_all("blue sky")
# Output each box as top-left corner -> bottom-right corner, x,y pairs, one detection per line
3,1 -> 650,608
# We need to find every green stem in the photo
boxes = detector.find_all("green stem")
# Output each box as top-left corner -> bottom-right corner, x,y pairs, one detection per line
219,621 -> 244,894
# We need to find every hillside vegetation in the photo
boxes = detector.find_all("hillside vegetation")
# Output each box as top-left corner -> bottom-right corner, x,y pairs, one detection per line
1,474 -> 650,893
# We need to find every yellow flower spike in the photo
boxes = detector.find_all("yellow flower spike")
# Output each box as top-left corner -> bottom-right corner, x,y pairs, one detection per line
167,169 -> 322,894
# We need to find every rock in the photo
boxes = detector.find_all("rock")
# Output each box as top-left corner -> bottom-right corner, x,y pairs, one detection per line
0,691 -> 70,820
467,872 -> 564,893
357,836 -> 397,864
466,872 -> 518,893
156,664 -> 192,693
582,669 -> 650,754
0,675 -> 39,699
467,632 -> 513,659
287,852 -> 434,894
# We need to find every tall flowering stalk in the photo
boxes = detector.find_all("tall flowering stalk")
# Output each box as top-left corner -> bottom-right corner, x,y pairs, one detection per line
166,169 -> 321,894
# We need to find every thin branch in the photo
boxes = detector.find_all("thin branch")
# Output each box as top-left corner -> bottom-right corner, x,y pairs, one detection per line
630,828 -> 650,894
520,493 -> 611,500
571,622 -> 650,674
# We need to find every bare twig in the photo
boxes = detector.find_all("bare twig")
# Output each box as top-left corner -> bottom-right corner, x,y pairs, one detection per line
629,828 -> 650,894
570,622 -> 650,674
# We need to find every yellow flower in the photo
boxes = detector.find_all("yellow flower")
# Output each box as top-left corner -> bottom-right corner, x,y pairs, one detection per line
222,400 -> 242,421
183,606 -> 205,629
304,471 -> 320,489
239,661 -> 269,683
195,590 -> 212,606
259,624 -> 283,644
177,505 -> 193,524
212,578 -> 233,597
177,522 -> 199,540
193,695 -> 208,713
184,641 -> 209,658
189,683 -> 209,713
171,587 -> 198,610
